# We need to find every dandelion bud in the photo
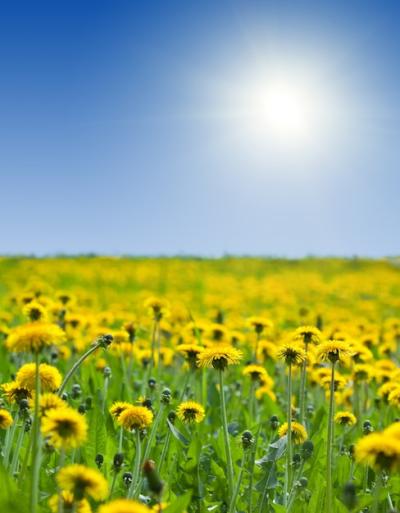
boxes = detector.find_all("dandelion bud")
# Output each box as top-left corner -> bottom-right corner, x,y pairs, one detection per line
148,378 -> 157,390
24,418 -> 32,432
270,415 -> 279,430
168,411 -> 176,424
142,399 -> 153,410
95,453 -> 104,468
299,477 -> 308,488
78,404 -> 86,414
342,482 -> 357,510
241,430 -> 254,450
103,366 -> 112,378
161,388 -> 171,404
71,384 -> 81,399
61,392 -> 69,401
98,333 -> 113,348
293,453 -> 301,468
19,398 -> 29,411
143,459 -> 164,496
301,440 -> 314,460
123,472 -> 132,487
306,404 -> 314,418
363,420 -> 373,435
113,452 -> 124,470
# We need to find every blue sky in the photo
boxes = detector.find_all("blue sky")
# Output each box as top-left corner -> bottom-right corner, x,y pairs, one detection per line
0,0 -> 399,256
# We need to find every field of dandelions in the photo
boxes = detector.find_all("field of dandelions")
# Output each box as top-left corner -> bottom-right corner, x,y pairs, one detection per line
0,257 -> 400,513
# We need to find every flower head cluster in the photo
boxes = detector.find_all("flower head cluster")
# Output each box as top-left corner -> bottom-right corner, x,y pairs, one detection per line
6,322 -> 65,353
278,422 -> 308,444
355,423 -> 400,471
15,363 -> 62,392
42,406 -> 88,449
176,401 -> 205,423
57,464 -> 108,501
197,345 -> 242,371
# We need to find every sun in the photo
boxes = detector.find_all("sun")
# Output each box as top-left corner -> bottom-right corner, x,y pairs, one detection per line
243,77 -> 317,146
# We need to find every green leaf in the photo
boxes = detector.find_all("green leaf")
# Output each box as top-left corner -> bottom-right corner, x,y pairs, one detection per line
167,419 -> 190,446
163,492 -> 192,512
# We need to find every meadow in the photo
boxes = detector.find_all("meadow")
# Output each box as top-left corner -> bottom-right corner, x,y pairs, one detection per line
0,256 -> 399,513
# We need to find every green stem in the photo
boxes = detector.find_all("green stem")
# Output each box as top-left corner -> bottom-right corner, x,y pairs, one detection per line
326,362 -> 336,513
10,420 -> 25,476
248,425 -> 261,513
229,452 -> 246,513
298,342 -> 308,424
58,342 -> 101,396
284,363 -> 293,507
219,369 -> 234,498
3,408 -> 18,467
373,474 -> 382,513
128,430 -> 142,498
31,352 -> 41,513
158,429 -> 171,474
118,426 -> 124,453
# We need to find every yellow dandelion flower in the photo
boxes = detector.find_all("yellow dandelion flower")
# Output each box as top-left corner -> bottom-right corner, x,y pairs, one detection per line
109,401 -> 132,420
384,422 -> 400,440
276,343 -> 306,366
42,407 -> 87,449
177,343 -> 204,366
57,464 -> 108,501
388,387 -> 400,408
118,405 -> 153,431
16,363 -> 62,392
1,381 -> 32,403
278,422 -> 308,444
49,490 -> 91,513
293,326 -> 322,345
0,409 -> 13,429
255,385 -> 276,402
242,364 -> 269,383
144,297 -> 170,320
31,392 -> 65,416
317,340 -> 352,363
247,316 -> 273,334
196,345 -> 242,370
334,411 -> 357,426
23,300 -> 48,322
98,498 -> 151,513
6,322 -> 66,353
176,401 -> 205,423
355,432 -> 400,471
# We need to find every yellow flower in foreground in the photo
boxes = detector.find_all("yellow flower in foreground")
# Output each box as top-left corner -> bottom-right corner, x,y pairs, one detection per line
0,409 -> 13,429
42,407 -> 87,449
99,498 -> 151,513
118,405 -> 153,431
6,322 -> 65,353
355,432 -> 400,471
49,490 -> 91,513
278,422 -> 308,444
317,340 -> 352,363
334,411 -> 357,426
57,464 -> 108,501
384,422 -> 400,440
16,363 -> 62,392
176,401 -> 205,423
276,343 -> 306,366
197,345 -> 242,370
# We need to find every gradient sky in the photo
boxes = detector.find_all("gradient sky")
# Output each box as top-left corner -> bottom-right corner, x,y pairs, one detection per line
1,0 -> 399,256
